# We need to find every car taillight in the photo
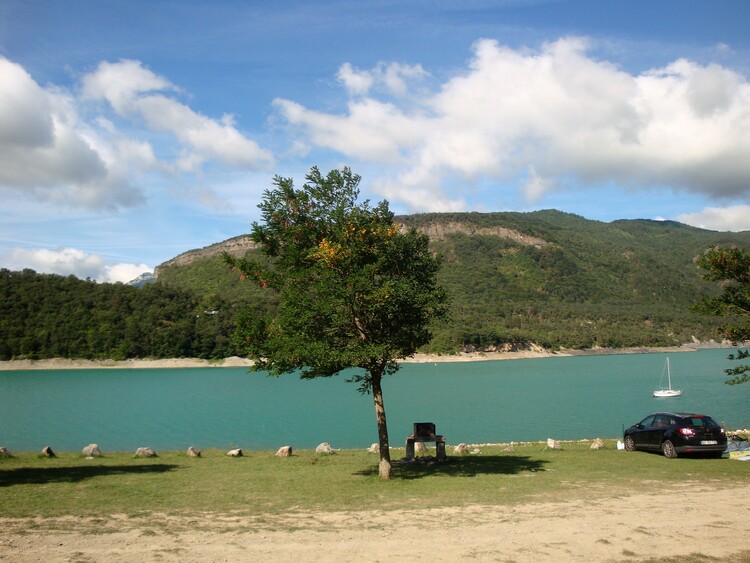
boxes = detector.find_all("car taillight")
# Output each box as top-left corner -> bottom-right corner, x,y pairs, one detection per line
679,428 -> 695,437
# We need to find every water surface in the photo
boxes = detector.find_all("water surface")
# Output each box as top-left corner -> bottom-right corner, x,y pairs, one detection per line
1,349 -> 748,452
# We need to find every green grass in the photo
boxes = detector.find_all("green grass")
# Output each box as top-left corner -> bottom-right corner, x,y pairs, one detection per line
1,441 -> 749,519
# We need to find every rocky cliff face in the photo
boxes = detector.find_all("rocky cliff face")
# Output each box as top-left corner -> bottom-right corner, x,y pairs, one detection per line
401,221 -> 552,248
153,221 -> 550,279
154,235 -> 257,278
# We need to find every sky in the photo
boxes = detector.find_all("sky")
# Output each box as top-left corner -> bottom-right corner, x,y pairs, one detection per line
2,0 -> 750,283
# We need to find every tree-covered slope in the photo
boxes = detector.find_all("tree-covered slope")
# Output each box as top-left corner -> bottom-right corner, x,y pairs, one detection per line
0,269 -> 243,360
3,210 -> 750,360
400,211 -> 750,351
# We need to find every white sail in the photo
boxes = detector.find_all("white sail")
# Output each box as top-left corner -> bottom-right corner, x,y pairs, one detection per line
653,357 -> 682,397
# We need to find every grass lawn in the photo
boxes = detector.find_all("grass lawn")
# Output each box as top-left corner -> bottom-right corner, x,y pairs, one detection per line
2,440 -> 749,519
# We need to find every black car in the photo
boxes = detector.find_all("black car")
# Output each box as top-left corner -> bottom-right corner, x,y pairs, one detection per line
623,412 -> 727,458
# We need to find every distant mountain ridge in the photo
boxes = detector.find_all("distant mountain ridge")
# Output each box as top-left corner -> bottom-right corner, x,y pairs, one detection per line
154,235 -> 257,277
152,209 -> 750,354
153,210 -> 748,279
7,209 -> 750,361
127,272 -> 156,287
151,216 -> 559,278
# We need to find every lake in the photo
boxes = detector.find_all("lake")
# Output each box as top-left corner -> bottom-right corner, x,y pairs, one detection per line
1,349 -> 748,453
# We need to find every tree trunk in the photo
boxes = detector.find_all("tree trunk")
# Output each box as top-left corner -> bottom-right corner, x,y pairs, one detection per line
371,371 -> 391,479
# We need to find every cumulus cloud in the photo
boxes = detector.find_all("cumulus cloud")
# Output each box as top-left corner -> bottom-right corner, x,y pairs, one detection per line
274,37 -> 750,212
0,56 -> 273,210
6,247 -> 150,283
81,59 -> 274,171
337,61 -> 428,97
677,205 -> 750,232
0,57 -> 142,208
337,63 -> 375,96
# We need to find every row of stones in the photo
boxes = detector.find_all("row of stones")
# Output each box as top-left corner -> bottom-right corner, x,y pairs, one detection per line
0,438 -> 610,460
0,442 -> 337,459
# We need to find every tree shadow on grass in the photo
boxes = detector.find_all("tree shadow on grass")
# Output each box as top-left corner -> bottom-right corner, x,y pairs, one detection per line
356,455 -> 549,480
0,464 -> 180,487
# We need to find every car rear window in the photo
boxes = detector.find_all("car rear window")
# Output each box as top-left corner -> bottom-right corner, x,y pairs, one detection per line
684,416 -> 719,428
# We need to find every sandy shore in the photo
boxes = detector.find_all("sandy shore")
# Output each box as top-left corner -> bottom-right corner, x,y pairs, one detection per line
0,343 -> 729,371
1,483 -> 749,562
0,356 -> 256,371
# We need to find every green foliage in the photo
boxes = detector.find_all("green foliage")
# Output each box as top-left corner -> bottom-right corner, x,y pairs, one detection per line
4,209 -> 750,364
157,253 -> 279,317
0,268 -> 242,361
404,211 -> 749,353
226,167 -> 448,386
695,247 -> 750,384
225,167 -> 448,477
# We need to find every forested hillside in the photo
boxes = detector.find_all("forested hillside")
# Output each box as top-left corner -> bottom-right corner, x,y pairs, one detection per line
0,269 -> 242,360
400,211 -> 750,351
3,210 -> 750,361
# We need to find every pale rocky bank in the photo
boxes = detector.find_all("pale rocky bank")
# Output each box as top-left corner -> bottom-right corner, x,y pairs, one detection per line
0,340 -> 737,371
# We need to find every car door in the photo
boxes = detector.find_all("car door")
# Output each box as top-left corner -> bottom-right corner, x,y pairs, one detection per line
647,414 -> 670,449
632,415 -> 656,449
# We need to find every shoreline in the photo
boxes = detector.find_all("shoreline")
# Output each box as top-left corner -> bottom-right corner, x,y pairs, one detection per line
0,341 -> 737,371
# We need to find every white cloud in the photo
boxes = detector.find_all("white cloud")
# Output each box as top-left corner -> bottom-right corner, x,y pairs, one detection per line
522,167 -> 556,203
273,98 -> 428,163
82,59 -> 274,171
5,247 -> 150,283
0,57 -> 142,209
677,205 -> 750,232
337,61 -> 428,97
103,262 -> 153,284
80,59 -> 177,114
274,37 -> 750,212
0,56 -> 274,211
338,63 -> 374,96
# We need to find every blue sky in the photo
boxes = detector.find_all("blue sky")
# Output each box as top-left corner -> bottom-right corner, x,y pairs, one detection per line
2,1 -> 750,282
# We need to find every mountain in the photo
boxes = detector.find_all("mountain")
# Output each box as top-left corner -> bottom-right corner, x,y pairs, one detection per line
155,235 -> 256,275
127,272 -> 157,287
153,210 -> 750,354
4,210 -> 748,362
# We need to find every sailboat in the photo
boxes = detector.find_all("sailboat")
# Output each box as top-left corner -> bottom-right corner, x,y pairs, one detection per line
653,357 -> 682,397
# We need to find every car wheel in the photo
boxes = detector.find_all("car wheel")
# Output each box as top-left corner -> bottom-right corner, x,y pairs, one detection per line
624,436 -> 636,451
662,440 -> 678,458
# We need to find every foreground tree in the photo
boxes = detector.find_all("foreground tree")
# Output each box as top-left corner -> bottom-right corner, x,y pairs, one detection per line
695,247 -> 750,385
225,167 -> 447,478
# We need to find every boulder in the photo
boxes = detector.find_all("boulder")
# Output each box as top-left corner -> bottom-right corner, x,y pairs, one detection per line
315,442 -> 335,455
471,448 -> 481,455
82,444 -> 101,457
0,447 -> 12,458
275,446 -> 293,457
414,441 -> 428,454
367,443 -> 380,453
134,447 -> 157,458
546,438 -> 562,450
226,448 -> 243,457
187,446 -> 201,457
453,443 -> 469,455
41,446 -> 55,458
590,438 -> 605,450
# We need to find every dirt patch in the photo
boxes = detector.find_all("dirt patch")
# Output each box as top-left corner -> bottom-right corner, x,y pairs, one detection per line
2,483 -> 749,562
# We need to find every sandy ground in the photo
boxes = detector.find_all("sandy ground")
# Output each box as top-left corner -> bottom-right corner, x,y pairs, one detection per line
1,483 -> 750,562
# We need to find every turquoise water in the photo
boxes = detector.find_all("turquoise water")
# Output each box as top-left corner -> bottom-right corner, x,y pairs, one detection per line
1,349 -> 748,452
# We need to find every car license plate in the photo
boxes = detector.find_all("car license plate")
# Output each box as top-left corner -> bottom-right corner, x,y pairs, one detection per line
701,440 -> 718,445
